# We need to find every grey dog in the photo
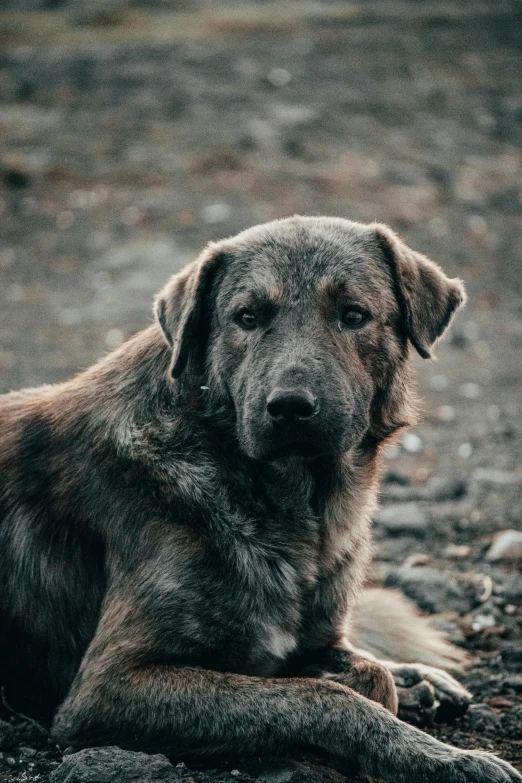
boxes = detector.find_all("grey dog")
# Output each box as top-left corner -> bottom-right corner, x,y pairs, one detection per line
0,217 -> 520,783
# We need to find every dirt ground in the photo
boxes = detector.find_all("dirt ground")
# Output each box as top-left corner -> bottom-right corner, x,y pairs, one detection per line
0,1 -> 521,781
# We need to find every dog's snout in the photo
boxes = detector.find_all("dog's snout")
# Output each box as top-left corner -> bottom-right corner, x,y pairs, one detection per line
266,388 -> 319,423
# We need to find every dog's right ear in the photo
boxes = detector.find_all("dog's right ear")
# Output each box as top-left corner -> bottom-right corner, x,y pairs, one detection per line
154,242 -> 223,379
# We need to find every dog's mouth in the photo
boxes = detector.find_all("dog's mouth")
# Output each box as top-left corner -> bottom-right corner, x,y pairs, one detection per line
260,441 -> 327,462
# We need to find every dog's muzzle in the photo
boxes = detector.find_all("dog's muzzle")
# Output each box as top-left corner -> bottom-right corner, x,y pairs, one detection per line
266,387 -> 320,424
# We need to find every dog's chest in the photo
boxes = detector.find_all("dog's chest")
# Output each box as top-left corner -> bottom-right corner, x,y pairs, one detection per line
156,464 -> 360,676
149,456 -> 362,676
204,506 -> 321,672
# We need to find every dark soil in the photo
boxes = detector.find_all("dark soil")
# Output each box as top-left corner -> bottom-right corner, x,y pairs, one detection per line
0,1 -> 521,780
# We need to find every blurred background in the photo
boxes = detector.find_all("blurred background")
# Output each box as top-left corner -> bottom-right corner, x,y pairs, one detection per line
0,0 -> 521,769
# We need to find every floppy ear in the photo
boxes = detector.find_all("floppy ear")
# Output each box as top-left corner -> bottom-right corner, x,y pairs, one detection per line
372,223 -> 467,358
154,242 -> 223,379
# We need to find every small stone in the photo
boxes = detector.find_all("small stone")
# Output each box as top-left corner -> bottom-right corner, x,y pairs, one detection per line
56,210 -> 74,230
472,469 -> 521,486
503,675 -> 522,693
458,443 -> 473,459
429,373 -> 448,391
379,476 -> 466,504
473,340 -> 490,360
402,553 -> 431,567
424,476 -> 467,501
444,544 -> 471,559
437,404 -> 455,422
266,68 -> 292,87
374,503 -> 428,536
459,382 -> 482,399
248,758 -> 329,783
401,433 -> 422,453
202,203 -> 231,223
487,696 -> 514,709
5,283 -> 25,302
501,644 -> 522,667
384,567 -> 471,614
19,746 -> 37,757
486,530 -> 522,562
487,404 -> 501,422
501,575 -> 522,603
375,536 -> 419,562
50,747 -> 182,783
104,328 -> 125,349
462,321 -> 480,341
0,719 -> 16,751
466,703 -> 501,735
471,612 -> 497,632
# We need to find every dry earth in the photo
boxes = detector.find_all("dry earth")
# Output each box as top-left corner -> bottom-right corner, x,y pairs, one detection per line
0,1 -> 521,781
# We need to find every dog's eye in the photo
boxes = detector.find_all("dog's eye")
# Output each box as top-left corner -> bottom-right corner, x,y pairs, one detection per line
340,308 -> 368,329
236,309 -> 258,329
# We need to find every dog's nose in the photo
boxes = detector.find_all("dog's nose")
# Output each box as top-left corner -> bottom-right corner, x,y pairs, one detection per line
266,388 -> 319,423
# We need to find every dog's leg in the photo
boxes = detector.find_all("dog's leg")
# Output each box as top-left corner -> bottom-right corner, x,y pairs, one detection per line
51,646 -> 520,782
284,645 -> 398,715
52,662 -> 521,783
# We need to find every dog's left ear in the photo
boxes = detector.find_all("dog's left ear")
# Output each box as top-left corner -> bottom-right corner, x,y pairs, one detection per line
154,242 -> 223,378
372,223 -> 467,358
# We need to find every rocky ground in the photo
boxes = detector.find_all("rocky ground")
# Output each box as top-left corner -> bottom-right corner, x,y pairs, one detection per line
0,1 -> 521,780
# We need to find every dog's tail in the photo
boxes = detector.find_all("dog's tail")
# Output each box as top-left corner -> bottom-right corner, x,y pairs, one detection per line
350,588 -> 468,670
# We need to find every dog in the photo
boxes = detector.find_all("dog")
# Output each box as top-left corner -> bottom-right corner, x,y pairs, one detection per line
1,216 -> 519,783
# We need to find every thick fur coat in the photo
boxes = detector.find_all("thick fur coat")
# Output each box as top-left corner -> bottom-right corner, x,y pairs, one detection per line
1,217 -> 519,783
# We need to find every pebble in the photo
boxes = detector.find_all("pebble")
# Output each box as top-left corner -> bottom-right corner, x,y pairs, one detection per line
501,575 -> 522,603
487,696 -> 514,709
384,567 -> 471,614
458,443 -> 473,459
202,203 -> 231,223
0,719 -> 16,751
249,759 -> 328,783
501,644 -> 522,667
466,703 -> 501,735
459,382 -> 482,399
472,469 -> 521,486
471,612 -> 497,632
444,544 -> 471,559
104,328 -> 125,349
437,404 -> 455,422
402,553 -> 431,567
49,747 -> 182,783
401,432 -> 423,453
380,476 -> 466,504
486,530 -> 522,562
429,373 -> 448,391
503,675 -> 522,693
266,68 -> 292,87
374,502 -> 428,536
463,320 -> 480,341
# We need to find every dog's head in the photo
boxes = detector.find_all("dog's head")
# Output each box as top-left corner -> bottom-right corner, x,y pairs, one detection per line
155,217 -> 465,461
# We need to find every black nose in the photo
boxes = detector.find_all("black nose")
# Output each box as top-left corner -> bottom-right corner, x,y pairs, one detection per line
266,388 -> 319,423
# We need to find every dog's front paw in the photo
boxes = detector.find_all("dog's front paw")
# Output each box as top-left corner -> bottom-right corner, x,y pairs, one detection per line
443,750 -> 521,783
389,662 -> 471,724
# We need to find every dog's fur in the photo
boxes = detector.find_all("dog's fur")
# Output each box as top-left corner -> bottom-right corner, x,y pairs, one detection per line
1,217 -> 520,783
